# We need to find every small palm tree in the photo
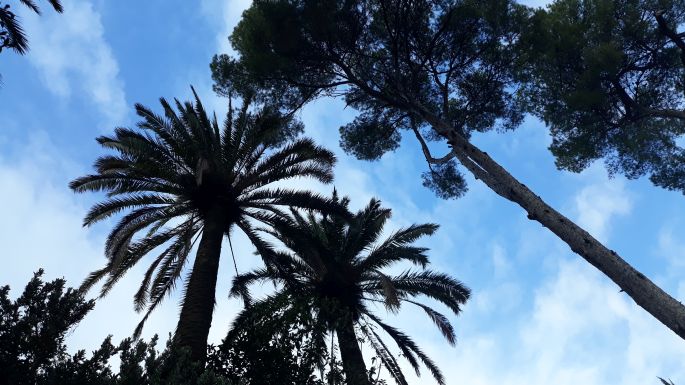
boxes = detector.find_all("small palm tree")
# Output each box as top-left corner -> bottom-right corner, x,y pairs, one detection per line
0,0 -> 63,54
71,89 -> 341,362
230,195 -> 470,385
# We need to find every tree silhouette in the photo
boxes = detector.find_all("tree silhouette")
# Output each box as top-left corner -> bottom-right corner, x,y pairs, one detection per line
219,0 -> 685,341
71,89 -> 342,362
230,195 -> 470,385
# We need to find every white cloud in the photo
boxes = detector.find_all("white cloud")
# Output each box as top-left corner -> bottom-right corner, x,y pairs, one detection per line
573,168 -> 632,243
518,0 -> 553,7
0,133 -> 101,288
21,0 -> 128,128
491,242 -> 512,278
658,227 -> 685,270
200,0 -> 251,55
393,258 -> 685,385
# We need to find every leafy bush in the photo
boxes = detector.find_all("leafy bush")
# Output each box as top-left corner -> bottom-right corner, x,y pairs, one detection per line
0,270 -> 229,385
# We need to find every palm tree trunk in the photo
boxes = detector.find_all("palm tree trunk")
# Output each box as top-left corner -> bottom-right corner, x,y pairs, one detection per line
174,209 -> 225,363
335,318 -> 372,385
417,108 -> 685,341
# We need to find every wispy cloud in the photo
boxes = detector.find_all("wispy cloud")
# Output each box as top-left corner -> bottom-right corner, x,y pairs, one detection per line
573,168 -> 632,243
21,0 -> 127,128
397,258 -> 685,385
200,0 -> 251,55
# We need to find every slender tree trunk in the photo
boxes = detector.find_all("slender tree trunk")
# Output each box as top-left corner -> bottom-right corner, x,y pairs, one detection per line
174,209 -> 225,363
417,108 -> 685,340
335,318 -> 372,385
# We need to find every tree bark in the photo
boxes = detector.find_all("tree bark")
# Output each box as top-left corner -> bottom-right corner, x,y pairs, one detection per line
336,318 -> 372,385
174,209 -> 225,363
416,107 -> 685,341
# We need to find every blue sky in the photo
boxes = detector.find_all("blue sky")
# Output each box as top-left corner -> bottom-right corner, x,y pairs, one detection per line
2,1 -> 685,384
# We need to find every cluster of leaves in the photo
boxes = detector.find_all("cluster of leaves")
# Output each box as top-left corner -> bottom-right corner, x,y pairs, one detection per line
0,269 -> 99,384
518,0 -> 685,191
213,0 -> 529,199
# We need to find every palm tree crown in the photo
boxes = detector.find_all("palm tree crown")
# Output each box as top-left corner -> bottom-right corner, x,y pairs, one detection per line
71,89 -> 340,362
231,194 -> 470,385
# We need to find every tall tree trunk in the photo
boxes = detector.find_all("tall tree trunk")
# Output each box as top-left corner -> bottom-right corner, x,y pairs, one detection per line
174,210 -> 225,363
416,107 -> 685,340
335,318 -> 372,385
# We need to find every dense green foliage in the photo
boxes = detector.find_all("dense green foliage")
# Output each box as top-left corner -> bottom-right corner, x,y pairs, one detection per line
521,0 -> 685,192
231,194 -> 470,385
215,0 -> 528,199
70,89 -> 341,361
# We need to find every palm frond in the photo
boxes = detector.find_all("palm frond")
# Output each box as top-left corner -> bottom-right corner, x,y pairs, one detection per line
83,194 -> 176,226
404,299 -> 456,345
375,271 -> 401,312
0,7 -> 28,54
369,270 -> 470,315
365,313 -> 445,385
18,0 -> 39,13
47,0 -> 63,12
360,324 -> 409,385
229,267 -> 274,306
133,247 -> 171,312
228,290 -> 293,339
79,266 -> 109,294
358,224 -> 438,270
236,138 -> 335,189
343,199 -> 391,260
243,189 -> 351,218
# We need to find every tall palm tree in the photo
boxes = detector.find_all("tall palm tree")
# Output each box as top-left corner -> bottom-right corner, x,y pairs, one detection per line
70,89 -> 341,363
0,0 -> 63,54
230,195 -> 470,385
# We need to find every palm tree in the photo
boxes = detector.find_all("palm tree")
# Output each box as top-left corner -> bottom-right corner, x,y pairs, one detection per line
70,89 -> 342,362
0,0 -> 63,54
230,195 -> 470,385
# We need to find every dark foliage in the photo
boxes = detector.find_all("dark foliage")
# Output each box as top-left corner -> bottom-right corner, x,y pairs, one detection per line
0,272 -> 384,385
421,161 -> 468,199
0,0 -> 62,55
0,270 -> 229,385
216,0 -> 528,199
207,295 -> 328,385
339,113 -> 402,161
230,194 -> 470,385
520,0 -> 685,192
0,269 -> 94,385
71,88 -> 341,361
